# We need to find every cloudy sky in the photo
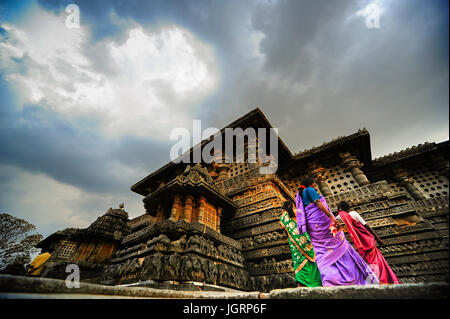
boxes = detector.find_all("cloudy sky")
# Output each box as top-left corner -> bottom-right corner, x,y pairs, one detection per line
0,0 -> 448,238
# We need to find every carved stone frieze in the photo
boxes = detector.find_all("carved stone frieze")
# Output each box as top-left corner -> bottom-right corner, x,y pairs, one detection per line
385,251 -> 449,265
375,220 -> 435,238
243,244 -> 291,261
235,198 -> 284,218
325,180 -> 390,206
380,238 -> 449,258
227,221 -> 283,240
222,208 -> 284,233
247,258 -> 294,276
367,217 -> 396,228
122,219 -> 241,250
101,252 -> 251,290
113,232 -> 245,268
240,231 -> 287,251
381,230 -> 445,246
390,259 -> 449,277
250,273 -> 296,292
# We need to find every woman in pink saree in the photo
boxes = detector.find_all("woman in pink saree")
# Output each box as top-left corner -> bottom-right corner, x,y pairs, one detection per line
295,177 -> 379,286
336,200 -> 400,284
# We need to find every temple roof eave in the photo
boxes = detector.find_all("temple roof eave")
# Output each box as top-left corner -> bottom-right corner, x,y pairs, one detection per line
143,177 -> 238,211
291,128 -> 372,169
36,228 -> 78,249
371,140 -> 449,168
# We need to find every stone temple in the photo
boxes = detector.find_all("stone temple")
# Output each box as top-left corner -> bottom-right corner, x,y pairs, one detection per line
34,108 -> 449,292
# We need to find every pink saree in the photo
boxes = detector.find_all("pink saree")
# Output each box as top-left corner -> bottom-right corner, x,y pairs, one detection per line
338,210 -> 401,284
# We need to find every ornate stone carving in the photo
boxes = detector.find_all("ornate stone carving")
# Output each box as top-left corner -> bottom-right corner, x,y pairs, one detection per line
223,208 -> 284,233
380,238 -> 449,257
308,161 -> 332,196
247,258 -> 294,276
181,164 -> 215,185
392,166 -> 426,200
243,244 -> 291,261
325,180 -> 389,206
339,152 -> 370,186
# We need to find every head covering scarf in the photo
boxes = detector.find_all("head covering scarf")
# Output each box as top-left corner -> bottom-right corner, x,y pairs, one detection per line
295,191 -> 307,234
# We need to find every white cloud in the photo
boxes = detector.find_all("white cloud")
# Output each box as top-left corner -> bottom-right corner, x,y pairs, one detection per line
0,5 -> 220,139
249,30 -> 266,61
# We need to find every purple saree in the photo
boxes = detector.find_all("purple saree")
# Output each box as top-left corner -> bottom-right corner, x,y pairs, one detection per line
296,191 -> 379,286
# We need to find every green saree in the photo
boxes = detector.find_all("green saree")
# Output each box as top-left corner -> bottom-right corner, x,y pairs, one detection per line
280,211 -> 322,287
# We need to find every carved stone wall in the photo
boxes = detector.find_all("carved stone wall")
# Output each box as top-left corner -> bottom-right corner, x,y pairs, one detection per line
323,164 -> 360,194
99,219 -> 250,290
218,172 -> 298,291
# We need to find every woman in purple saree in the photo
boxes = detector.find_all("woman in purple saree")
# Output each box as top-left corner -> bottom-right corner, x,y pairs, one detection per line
295,177 -> 379,286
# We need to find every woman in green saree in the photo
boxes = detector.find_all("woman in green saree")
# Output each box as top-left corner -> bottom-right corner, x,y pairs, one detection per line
280,201 -> 322,287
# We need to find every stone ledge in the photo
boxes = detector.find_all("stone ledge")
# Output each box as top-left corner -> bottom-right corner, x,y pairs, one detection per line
263,282 -> 448,299
1,275 -> 447,299
0,275 -> 260,299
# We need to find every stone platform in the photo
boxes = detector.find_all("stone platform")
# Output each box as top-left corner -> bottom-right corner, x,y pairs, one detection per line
0,275 -> 447,299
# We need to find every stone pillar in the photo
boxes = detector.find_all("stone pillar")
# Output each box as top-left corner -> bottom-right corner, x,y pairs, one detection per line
432,155 -> 449,180
169,194 -> 182,221
155,203 -> 164,222
213,152 -> 231,182
183,195 -> 194,223
393,166 -> 426,200
311,167 -> 333,197
339,152 -> 370,186
216,207 -> 222,233
307,161 -> 332,196
216,163 -> 230,181
197,196 -> 207,224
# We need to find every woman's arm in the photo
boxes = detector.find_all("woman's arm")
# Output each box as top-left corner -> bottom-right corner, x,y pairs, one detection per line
364,224 -> 383,246
314,199 -> 336,222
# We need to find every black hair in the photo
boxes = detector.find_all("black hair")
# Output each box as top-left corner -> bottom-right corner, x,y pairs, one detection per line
282,201 -> 296,218
298,176 -> 315,197
338,201 -> 350,212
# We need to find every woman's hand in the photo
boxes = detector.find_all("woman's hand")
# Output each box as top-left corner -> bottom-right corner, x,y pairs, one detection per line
329,218 -> 343,236
335,219 -> 345,230
377,238 -> 384,247
329,219 -> 344,236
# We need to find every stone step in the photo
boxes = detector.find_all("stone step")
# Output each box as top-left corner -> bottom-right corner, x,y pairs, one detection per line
0,275 -> 447,299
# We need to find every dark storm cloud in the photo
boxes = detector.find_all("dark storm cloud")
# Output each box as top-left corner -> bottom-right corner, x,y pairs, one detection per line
35,0 -> 449,156
0,79 -> 172,195
196,0 -> 449,157
246,0 -> 449,157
